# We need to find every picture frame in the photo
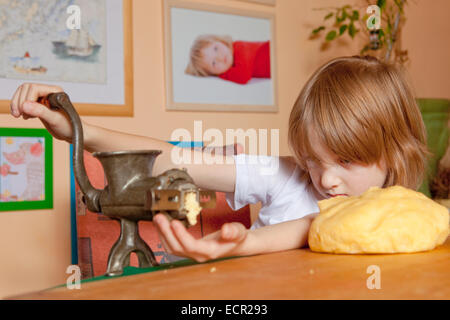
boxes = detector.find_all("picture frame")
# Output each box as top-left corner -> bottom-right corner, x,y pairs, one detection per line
0,0 -> 133,117
235,0 -> 276,6
0,128 -> 53,212
163,0 -> 278,112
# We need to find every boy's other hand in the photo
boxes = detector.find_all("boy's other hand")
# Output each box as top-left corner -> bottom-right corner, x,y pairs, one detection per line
10,83 -> 74,143
153,214 -> 248,263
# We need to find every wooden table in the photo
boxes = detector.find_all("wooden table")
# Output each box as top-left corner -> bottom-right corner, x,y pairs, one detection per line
10,238 -> 450,300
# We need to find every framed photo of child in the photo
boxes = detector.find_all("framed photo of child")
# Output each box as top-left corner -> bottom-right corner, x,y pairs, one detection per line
163,0 -> 278,112
0,128 -> 53,212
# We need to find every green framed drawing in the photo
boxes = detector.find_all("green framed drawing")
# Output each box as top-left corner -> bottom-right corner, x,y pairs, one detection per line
0,128 -> 53,211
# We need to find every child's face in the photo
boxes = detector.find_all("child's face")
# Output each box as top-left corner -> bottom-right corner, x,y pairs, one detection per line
200,41 -> 233,75
306,127 -> 388,200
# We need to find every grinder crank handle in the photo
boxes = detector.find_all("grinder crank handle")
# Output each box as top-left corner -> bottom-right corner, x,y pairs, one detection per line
39,92 -> 102,213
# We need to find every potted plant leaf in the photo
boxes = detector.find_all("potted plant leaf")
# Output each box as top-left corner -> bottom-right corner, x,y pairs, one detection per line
310,0 -> 408,63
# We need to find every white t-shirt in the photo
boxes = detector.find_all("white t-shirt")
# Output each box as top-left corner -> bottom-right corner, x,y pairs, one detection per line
225,154 -> 320,229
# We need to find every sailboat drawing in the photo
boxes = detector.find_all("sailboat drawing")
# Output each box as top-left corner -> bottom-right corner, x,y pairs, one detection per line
53,29 -> 101,60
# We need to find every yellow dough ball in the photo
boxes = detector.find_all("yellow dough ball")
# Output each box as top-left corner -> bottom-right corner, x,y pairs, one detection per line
308,186 -> 449,254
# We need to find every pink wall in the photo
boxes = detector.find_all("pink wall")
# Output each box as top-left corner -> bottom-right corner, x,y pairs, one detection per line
403,0 -> 450,99
0,0 -> 448,298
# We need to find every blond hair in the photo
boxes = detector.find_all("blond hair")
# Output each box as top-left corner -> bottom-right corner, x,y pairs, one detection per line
185,34 -> 233,76
288,55 -> 431,190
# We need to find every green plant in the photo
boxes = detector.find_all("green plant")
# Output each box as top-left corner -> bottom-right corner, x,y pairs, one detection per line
311,0 -> 409,63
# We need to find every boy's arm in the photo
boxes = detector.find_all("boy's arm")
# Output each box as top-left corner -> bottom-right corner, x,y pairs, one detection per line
85,124 -> 236,192
10,83 -> 236,193
233,213 -> 318,256
154,212 -> 318,262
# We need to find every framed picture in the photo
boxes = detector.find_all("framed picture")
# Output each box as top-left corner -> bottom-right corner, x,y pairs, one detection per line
0,128 -> 53,211
235,0 -> 276,6
163,0 -> 277,112
0,0 -> 133,117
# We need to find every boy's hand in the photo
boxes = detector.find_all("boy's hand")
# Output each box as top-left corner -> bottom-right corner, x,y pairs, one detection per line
10,83 -> 74,143
153,214 -> 248,263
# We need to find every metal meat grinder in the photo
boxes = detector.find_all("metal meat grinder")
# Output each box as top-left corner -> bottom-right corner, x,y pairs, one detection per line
43,92 -> 216,276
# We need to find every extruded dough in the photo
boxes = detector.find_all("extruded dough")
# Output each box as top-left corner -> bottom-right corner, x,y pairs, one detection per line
184,192 -> 202,226
308,186 -> 449,254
